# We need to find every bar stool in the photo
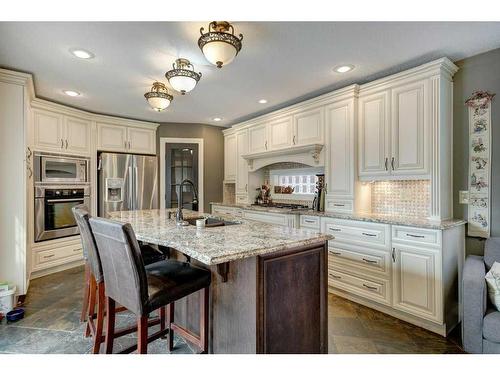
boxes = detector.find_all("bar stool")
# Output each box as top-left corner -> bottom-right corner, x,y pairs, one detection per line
75,206 -> 166,327
89,216 -> 211,354
73,206 -> 165,354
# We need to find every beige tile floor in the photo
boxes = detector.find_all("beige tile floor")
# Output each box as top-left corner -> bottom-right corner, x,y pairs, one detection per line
0,266 -> 464,354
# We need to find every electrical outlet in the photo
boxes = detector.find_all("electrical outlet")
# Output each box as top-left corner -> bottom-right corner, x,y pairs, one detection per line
459,190 -> 470,204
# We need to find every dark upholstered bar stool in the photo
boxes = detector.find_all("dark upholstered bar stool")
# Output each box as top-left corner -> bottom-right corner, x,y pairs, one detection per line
73,206 -> 165,354
75,206 -> 166,326
89,217 -> 211,354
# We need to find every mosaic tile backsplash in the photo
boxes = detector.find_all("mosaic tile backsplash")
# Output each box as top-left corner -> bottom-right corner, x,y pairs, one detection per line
371,180 -> 430,218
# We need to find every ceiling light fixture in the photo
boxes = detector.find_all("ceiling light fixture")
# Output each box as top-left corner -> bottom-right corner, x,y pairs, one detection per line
63,90 -> 80,97
70,49 -> 94,59
144,82 -> 173,112
258,99 -> 268,104
334,65 -> 355,73
212,117 -> 222,122
198,21 -> 243,69
165,58 -> 202,95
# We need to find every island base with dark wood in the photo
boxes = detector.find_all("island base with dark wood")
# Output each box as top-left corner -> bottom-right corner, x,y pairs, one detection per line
169,241 -> 328,354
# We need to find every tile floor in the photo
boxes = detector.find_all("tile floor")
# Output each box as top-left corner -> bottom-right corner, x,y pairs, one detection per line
0,266 -> 464,354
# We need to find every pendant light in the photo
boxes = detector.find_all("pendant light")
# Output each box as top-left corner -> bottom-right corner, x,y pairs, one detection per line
198,21 -> 243,68
165,58 -> 202,95
144,82 -> 173,111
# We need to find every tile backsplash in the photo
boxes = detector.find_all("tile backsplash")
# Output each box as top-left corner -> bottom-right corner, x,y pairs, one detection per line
371,180 -> 430,218
223,182 -> 235,204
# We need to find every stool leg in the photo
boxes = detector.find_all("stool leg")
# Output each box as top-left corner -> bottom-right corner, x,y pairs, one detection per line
200,287 -> 209,354
92,282 -> 105,354
80,264 -> 91,323
160,307 -> 166,332
137,315 -> 148,354
85,274 -> 97,338
166,302 -> 174,351
105,297 -> 116,354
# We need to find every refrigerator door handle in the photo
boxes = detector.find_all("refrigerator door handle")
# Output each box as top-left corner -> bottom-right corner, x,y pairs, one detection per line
134,165 -> 138,211
128,165 -> 134,210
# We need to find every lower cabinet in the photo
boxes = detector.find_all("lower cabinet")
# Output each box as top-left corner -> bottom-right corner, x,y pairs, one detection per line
31,237 -> 84,275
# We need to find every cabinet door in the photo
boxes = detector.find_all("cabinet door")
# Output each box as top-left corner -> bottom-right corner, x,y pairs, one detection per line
326,100 -> 354,199
33,109 -> 64,150
64,116 -> 91,154
248,123 -> 268,153
236,130 -> 249,194
97,123 -> 128,152
358,91 -> 390,178
392,244 -> 442,322
391,80 -> 428,176
224,134 -> 237,181
268,117 -> 292,150
127,127 -> 156,155
293,107 -> 323,145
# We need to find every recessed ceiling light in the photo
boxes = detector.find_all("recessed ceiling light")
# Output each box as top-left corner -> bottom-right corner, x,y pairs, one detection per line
70,48 -> 94,59
258,99 -> 268,104
212,117 -> 222,122
63,90 -> 80,97
334,65 -> 354,73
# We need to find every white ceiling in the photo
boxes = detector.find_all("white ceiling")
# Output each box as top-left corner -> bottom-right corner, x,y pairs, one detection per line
0,22 -> 499,127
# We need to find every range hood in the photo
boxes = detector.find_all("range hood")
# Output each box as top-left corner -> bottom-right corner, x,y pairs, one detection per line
241,143 -> 324,172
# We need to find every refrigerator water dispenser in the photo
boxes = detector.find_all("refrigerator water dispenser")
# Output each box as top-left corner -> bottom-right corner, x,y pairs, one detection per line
105,178 -> 124,203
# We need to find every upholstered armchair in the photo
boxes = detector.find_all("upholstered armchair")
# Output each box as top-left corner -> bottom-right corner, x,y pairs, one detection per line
463,237 -> 500,353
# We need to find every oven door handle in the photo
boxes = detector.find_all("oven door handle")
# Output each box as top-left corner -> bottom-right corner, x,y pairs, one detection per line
45,198 -> 84,203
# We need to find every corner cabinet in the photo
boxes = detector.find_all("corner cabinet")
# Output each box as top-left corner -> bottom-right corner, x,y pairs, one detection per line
96,122 -> 156,155
358,78 -> 430,181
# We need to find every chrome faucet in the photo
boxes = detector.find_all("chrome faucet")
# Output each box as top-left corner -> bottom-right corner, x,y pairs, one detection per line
176,179 -> 199,226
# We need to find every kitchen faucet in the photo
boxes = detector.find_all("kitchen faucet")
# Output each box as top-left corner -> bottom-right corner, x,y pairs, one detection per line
176,179 -> 199,226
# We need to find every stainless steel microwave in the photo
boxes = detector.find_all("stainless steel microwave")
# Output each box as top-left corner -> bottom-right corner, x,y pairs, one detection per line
34,152 -> 89,184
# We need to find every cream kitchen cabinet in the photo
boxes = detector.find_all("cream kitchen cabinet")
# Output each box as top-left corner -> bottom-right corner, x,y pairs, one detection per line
248,122 -> 268,154
358,79 -> 430,180
97,123 -> 156,155
268,116 -> 293,150
224,133 -> 237,181
235,129 -> 248,195
293,107 -> 323,146
32,109 -> 91,155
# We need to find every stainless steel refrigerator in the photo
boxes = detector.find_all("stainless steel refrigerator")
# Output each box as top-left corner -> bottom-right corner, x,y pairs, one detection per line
98,152 -> 158,217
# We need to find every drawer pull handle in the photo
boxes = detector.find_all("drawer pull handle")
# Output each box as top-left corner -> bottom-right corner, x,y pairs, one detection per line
329,251 -> 341,255
333,204 -> 345,207
363,283 -> 378,291
73,248 -> 81,252
406,233 -> 425,239
362,232 -> 376,237
304,219 -> 316,223
329,273 -> 341,279
362,258 -> 377,264
43,254 -> 55,259
329,228 -> 341,232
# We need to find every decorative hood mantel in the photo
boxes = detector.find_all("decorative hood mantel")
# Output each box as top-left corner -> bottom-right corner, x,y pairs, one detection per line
241,143 -> 324,171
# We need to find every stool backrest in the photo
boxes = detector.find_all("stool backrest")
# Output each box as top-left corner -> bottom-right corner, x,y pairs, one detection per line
89,217 -> 148,315
72,205 -> 103,283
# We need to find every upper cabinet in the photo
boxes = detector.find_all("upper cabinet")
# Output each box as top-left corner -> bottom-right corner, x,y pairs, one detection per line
33,109 -> 91,155
224,133 -> 237,181
358,78 -> 429,181
268,116 -> 293,150
235,129 -> 249,195
248,123 -> 268,154
96,122 -> 156,155
293,107 -> 324,146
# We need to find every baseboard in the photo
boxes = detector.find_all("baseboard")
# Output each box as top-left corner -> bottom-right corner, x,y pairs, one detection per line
30,259 -> 85,280
329,286 -> 449,337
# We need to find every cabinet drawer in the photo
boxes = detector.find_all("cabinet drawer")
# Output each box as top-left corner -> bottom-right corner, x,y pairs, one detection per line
325,199 -> 353,213
212,206 -> 237,215
392,226 -> 441,247
243,211 -> 288,226
328,245 -> 389,276
322,218 -> 390,249
300,215 -> 320,230
33,245 -> 83,270
235,195 -> 248,204
328,267 -> 391,306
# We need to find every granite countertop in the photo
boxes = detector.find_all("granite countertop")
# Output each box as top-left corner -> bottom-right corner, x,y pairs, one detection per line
108,209 -> 332,266
210,202 -> 466,230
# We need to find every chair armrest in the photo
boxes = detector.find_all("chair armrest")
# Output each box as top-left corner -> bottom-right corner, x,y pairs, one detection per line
462,255 -> 486,353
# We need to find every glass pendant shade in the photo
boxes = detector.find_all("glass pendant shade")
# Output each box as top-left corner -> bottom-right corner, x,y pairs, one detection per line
165,58 -> 202,95
144,82 -> 173,111
198,21 -> 243,68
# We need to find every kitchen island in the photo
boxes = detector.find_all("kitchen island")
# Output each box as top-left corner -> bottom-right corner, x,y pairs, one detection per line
109,209 -> 332,354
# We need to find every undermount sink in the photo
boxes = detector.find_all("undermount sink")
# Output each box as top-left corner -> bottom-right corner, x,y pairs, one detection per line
186,217 -> 240,227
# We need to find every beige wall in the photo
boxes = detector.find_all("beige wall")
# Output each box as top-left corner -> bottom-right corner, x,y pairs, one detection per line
157,122 -> 224,212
